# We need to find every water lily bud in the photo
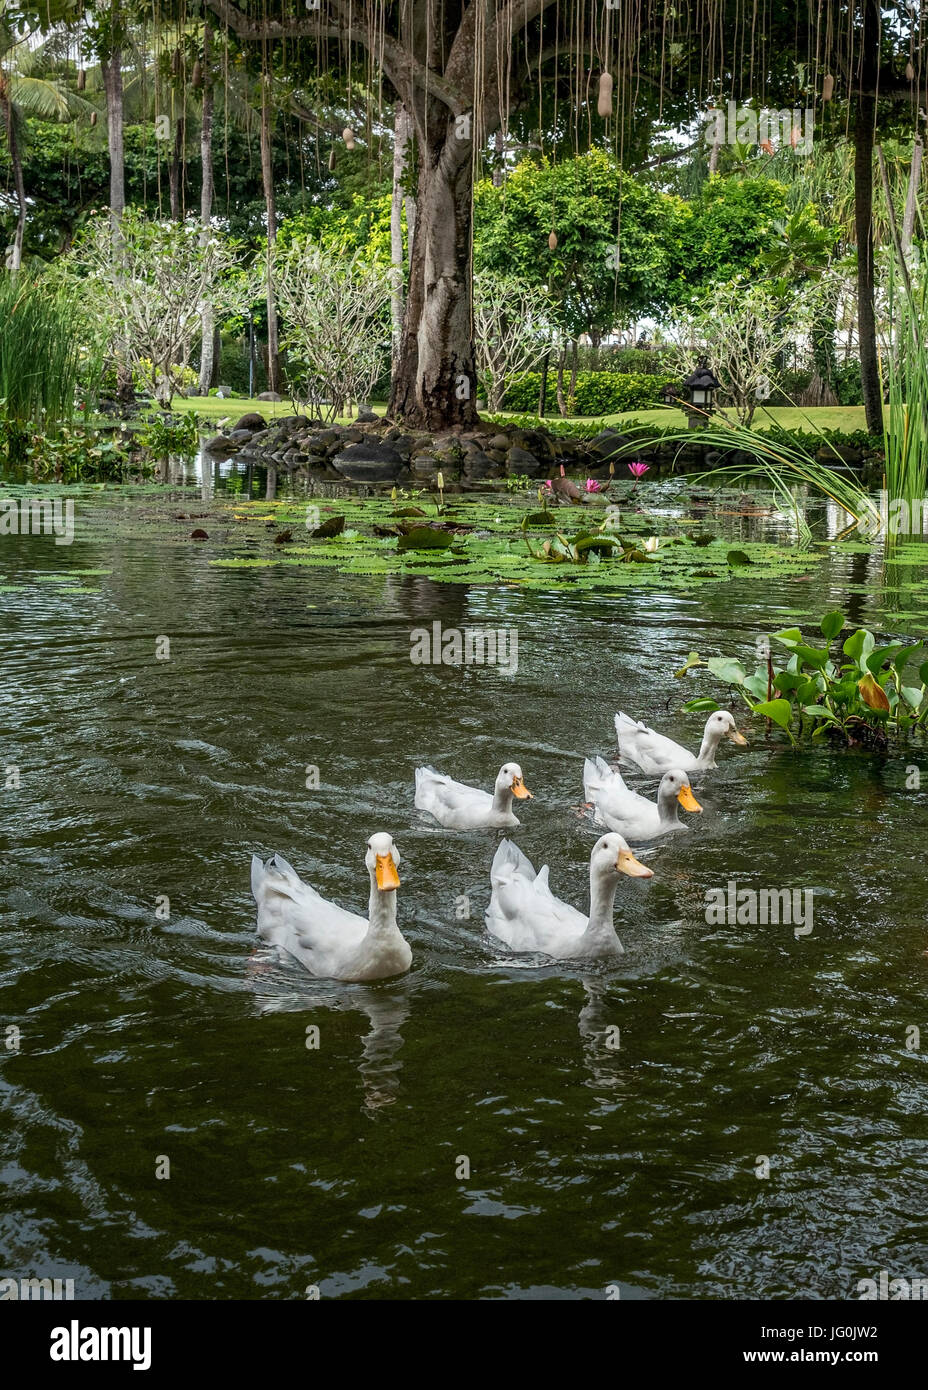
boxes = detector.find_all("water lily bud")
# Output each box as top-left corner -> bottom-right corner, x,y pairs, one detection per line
597,72 -> 614,119
390,486 -> 397,501
548,230 -> 558,250
437,471 -> 444,490
342,127 -> 356,150
822,73 -> 834,101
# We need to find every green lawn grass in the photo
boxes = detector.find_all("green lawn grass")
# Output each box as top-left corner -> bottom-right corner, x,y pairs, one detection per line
164,396 -> 869,435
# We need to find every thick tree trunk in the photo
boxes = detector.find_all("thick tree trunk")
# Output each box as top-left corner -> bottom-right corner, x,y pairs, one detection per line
259,69 -> 281,395
198,21 -> 216,396
2,94 -> 26,269
388,119 -> 478,430
854,0 -> 883,434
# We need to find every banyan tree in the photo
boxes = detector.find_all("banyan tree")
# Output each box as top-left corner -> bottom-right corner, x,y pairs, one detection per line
86,0 -> 927,431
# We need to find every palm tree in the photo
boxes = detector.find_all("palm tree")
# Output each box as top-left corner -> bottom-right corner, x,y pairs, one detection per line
0,18 -> 91,268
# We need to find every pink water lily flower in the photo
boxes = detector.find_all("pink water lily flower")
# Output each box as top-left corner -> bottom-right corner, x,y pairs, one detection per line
542,479 -> 553,491
628,461 -> 650,481
585,478 -> 603,492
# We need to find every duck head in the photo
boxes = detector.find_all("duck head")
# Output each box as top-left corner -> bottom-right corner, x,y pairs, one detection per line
704,709 -> 747,747
366,832 -> 401,891
496,762 -> 533,801
660,768 -> 702,813
592,832 -> 653,881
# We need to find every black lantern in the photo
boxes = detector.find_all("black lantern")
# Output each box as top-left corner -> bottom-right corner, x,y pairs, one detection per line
661,380 -> 678,407
682,357 -> 721,425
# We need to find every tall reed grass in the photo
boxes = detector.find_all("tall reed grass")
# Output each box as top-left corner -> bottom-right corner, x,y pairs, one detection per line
0,273 -> 101,434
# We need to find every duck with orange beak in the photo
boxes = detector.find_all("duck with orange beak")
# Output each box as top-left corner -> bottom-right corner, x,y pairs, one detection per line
583,757 -> 702,841
414,761 -> 533,830
486,833 -> 653,959
250,833 -> 411,981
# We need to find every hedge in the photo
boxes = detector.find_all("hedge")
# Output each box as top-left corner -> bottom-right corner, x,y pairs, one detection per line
503,370 -> 675,416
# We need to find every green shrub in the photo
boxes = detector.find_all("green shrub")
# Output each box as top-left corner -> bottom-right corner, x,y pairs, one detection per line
503,370 -> 674,415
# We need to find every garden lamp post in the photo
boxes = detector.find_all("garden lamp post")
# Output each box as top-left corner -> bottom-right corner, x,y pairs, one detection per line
681,357 -> 722,428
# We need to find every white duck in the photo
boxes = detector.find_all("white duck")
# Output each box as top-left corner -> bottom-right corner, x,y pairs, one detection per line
414,761 -> 533,830
485,833 -> 652,960
615,709 -> 747,776
583,756 -> 701,840
250,832 -> 411,982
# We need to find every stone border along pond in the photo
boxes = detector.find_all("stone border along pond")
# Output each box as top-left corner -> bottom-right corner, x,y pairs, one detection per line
199,411 -> 883,488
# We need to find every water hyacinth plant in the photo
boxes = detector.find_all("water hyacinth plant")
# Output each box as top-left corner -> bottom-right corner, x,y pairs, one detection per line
677,610 -> 928,747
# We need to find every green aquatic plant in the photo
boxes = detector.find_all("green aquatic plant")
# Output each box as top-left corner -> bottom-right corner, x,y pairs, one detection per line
136,410 -> 200,460
0,275 -> 102,446
678,609 -> 928,747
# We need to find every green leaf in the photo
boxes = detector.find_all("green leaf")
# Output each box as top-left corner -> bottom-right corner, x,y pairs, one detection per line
819,610 -> 845,640
891,643 -> 922,675
752,698 -> 793,729
919,661 -> 928,687
802,704 -> 840,723
865,643 -> 907,675
794,643 -> 830,670
397,526 -> 454,551
726,549 -> 752,566
770,627 -> 803,650
743,672 -> 770,699
674,651 -> 703,679
901,685 -> 924,710
843,628 -> 875,664
681,697 -> 721,712
773,670 -> 804,694
706,656 -> 747,685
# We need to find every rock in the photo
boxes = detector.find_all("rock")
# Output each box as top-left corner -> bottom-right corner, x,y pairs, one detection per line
257,391 -> 282,401
190,528 -> 209,540
462,449 -> 499,481
506,446 -> 544,478
412,454 -> 440,480
215,386 -> 232,398
589,429 -> 630,458
203,434 -> 237,454
233,412 -> 267,432
330,442 -> 404,482
356,404 -> 378,422
488,433 -> 510,451
227,428 -> 256,442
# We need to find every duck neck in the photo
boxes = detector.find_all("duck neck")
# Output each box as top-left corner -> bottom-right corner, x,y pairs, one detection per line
584,867 -> 620,944
491,783 -> 514,815
695,727 -> 722,769
657,783 -> 682,827
367,877 -> 399,934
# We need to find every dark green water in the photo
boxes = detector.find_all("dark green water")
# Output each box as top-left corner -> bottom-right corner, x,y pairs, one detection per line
2,483 -> 928,1300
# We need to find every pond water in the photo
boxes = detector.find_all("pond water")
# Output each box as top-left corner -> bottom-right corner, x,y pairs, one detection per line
2,476 -> 928,1300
